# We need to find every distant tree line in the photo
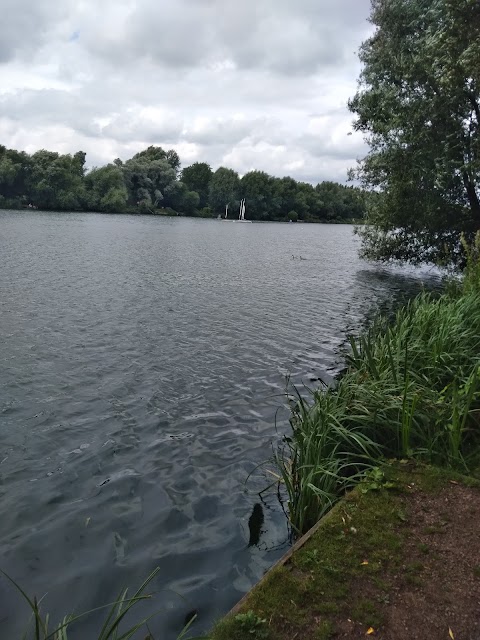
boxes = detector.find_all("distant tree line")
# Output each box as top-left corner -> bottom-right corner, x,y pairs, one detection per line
0,144 -> 367,222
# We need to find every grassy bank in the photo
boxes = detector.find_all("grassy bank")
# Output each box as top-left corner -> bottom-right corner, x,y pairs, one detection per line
209,463 -> 480,639
273,243 -> 480,535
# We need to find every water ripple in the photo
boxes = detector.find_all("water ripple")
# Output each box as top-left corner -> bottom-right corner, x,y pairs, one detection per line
0,213 -> 440,638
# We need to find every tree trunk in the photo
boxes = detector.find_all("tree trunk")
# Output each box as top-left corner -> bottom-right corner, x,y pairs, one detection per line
463,171 -> 480,226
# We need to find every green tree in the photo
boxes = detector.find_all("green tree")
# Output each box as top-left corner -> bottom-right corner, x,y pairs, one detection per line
85,164 -> 128,212
241,170 -> 279,220
0,146 -> 31,207
162,180 -> 200,214
122,153 -> 177,211
27,150 -> 87,210
181,162 -> 212,209
208,167 -> 240,214
0,143 -> 370,220
349,0 -> 480,265
314,182 -> 366,221
273,176 -> 298,220
295,182 -> 320,220
132,146 -> 181,176
171,182 -> 200,214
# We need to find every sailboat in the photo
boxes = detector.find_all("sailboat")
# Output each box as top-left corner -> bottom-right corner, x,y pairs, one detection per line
235,198 -> 252,223
221,203 -> 234,221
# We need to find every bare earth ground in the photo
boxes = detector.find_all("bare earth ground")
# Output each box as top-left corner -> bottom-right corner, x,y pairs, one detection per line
334,482 -> 480,639
208,465 -> 480,640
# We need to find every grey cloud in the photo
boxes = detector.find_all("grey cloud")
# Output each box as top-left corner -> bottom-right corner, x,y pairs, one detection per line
83,0 -> 372,76
0,0 -> 374,186
300,133 -> 368,161
181,116 -> 273,146
101,112 -> 184,144
0,88 -> 184,144
0,0 -> 72,62
0,86 -> 275,149
0,89 -> 102,138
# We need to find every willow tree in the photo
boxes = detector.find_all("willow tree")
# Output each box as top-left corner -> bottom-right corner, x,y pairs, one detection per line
208,167 -> 240,214
181,162 -> 212,209
349,0 -> 480,265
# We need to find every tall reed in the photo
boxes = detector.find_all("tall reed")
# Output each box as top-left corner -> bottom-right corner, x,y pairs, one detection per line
2,568 -> 203,640
273,384 -> 381,534
275,243 -> 480,534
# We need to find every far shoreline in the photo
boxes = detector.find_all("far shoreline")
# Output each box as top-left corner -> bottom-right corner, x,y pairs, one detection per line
1,207 -> 364,225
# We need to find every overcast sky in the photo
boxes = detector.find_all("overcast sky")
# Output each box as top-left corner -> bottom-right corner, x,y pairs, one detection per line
0,0 -> 373,184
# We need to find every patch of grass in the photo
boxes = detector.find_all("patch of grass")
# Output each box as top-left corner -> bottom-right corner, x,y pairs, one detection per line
351,599 -> 383,627
404,574 -> 424,587
231,611 -> 269,639
395,509 -> 408,525
209,467 -> 415,640
412,466 -> 480,492
316,601 -> 341,615
423,523 -> 448,535
314,619 -> 335,639
371,577 -> 390,592
376,592 -> 390,605
404,561 -> 425,587
209,465 -> 480,640
405,561 -> 424,574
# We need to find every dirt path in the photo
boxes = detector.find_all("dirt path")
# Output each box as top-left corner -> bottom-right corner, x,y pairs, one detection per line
208,464 -> 480,640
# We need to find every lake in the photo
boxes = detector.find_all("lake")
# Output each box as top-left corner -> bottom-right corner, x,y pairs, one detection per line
0,212 -> 440,638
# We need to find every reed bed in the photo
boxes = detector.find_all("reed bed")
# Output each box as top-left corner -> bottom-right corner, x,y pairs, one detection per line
275,244 -> 480,534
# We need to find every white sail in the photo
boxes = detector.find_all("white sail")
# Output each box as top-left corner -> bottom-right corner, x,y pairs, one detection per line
239,198 -> 245,220
225,203 -> 229,219
235,198 -> 251,222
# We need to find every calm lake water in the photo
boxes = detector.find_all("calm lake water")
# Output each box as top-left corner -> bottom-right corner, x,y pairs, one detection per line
0,212 -> 440,638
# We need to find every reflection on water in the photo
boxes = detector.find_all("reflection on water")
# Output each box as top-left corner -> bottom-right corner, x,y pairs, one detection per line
346,267 -> 442,334
0,213 -> 441,638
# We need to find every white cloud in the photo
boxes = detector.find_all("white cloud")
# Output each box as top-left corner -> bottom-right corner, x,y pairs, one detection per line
0,0 -> 373,183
